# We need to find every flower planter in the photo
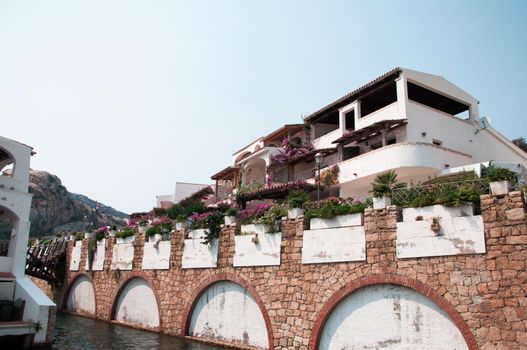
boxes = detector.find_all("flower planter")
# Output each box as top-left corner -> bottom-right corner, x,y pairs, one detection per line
373,196 -> 391,209
116,235 -> 135,244
108,230 -> 116,237
490,180 -> 510,196
430,222 -> 441,234
175,222 -> 187,231
138,226 -> 147,235
240,224 -> 271,235
84,232 -> 93,239
309,213 -> 363,230
224,216 -> 236,226
288,208 -> 304,219
148,234 -> 162,243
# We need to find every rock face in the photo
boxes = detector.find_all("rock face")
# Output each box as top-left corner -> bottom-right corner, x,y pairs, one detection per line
27,170 -> 127,235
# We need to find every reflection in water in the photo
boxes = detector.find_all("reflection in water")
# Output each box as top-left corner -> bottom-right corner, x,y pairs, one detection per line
53,313 -> 222,350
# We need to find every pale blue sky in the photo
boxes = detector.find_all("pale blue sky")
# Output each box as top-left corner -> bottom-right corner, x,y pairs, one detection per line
2,1 -> 527,213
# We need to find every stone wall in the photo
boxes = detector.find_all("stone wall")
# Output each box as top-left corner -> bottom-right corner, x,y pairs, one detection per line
58,192 -> 527,350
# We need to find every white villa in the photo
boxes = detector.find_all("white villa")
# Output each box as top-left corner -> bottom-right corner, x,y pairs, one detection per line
0,136 -> 55,346
210,68 -> 527,203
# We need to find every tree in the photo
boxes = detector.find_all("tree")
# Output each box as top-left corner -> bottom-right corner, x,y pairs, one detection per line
512,137 -> 527,153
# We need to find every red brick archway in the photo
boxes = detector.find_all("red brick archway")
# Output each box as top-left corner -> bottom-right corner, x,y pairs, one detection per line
182,272 -> 274,350
109,271 -> 163,331
61,272 -> 99,318
309,274 -> 479,350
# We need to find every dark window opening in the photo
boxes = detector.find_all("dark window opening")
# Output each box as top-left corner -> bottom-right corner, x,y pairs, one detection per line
371,142 -> 382,150
314,110 -> 339,139
387,138 -> 396,145
432,139 -> 442,147
343,146 -> 360,160
407,82 -> 470,118
345,110 -> 355,131
360,81 -> 397,118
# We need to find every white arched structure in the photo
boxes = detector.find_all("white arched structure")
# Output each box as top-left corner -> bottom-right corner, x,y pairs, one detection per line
189,281 -> 269,348
66,275 -> 96,316
0,135 -> 55,345
319,284 -> 468,350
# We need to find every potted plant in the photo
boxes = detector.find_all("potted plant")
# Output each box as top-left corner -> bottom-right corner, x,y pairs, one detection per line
483,165 -> 517,196
224,207 -> 237,225
430,216 -> 441,234
286,190 -> 309,219
115,227 -> 136,244
146,216 -> 173,242
175,215 -> 188,230
371,170 -> 405,209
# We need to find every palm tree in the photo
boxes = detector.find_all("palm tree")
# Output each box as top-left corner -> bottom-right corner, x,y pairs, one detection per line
371,170 -> 405,198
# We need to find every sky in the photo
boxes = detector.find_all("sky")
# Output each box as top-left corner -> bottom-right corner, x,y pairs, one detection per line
2,0 -> 527,214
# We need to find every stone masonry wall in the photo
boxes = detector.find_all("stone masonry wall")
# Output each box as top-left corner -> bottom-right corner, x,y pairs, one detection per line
60,192 -> 527,350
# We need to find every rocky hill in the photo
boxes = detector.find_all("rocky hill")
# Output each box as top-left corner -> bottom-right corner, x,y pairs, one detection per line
25,170 -> 128,236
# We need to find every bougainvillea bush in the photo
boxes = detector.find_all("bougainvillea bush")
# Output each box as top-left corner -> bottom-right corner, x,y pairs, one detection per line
146,216 -> 173,237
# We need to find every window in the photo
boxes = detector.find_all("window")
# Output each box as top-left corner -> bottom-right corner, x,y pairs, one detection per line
345,110 -> 355,131
360,81 -> 397,118
407,82 -> 470,118
432,139 -> 442,147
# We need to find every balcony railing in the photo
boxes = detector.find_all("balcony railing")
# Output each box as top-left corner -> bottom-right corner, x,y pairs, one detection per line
272,152 -> 341,183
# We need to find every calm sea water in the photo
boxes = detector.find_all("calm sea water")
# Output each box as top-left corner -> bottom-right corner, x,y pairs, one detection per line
53,313 -> 222,350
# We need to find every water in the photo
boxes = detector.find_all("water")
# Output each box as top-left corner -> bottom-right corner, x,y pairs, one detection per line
53,313 -> 222,350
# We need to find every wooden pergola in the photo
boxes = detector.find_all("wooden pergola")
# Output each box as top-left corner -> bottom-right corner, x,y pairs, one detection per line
333,119 -> 408,147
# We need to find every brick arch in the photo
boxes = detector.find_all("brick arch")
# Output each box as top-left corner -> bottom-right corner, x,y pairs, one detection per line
182,272 -> 274,350
109,271 -> 163,331
309,274 -> 479,350
61,272 -> 99,317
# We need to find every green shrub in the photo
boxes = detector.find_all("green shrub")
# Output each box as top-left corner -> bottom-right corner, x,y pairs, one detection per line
153,207 -> 167,217
286,190 -> 309,209
167,204 -> 186,220
225,207 -> 238,217
306,200 -> 367,219
482,165 -> 517,183
116,227 -> 135,239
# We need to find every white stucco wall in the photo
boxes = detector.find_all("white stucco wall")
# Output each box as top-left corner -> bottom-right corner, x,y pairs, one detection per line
66,275 -> 96,316
69,241 -> 82,271
111,242 -> 134,270
142,235 -> 171,270
396,204 -> 485,259
405,102 -> 527,168
233,232 -> 281,267
182,229 -> 218,269
302,226 -> 366,264
85,239 -> 105,271
15,277 -> 55,344
189,281 -> 268,348
319,284 -> 468,350
114,278 -> 160,329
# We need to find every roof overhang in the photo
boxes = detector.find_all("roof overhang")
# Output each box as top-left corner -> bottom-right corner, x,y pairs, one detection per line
211,166 -> 239,181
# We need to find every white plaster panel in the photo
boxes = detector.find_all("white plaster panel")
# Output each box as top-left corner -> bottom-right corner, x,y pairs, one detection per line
309,213 -> 363,230
85,239 -> 105,271
189,281 -> 268,348
233,232 -> 281,267
302,226 -> 365,264
66,275 -> 95,316
114,278 -> 159,329
111,242 -> 134,270
142,237 -> 171,270
396,216 -> 485,259
182,238 -> 218,269
402,204 -> 474,222
319,284 -> 468,350
69,241 -> 82,271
